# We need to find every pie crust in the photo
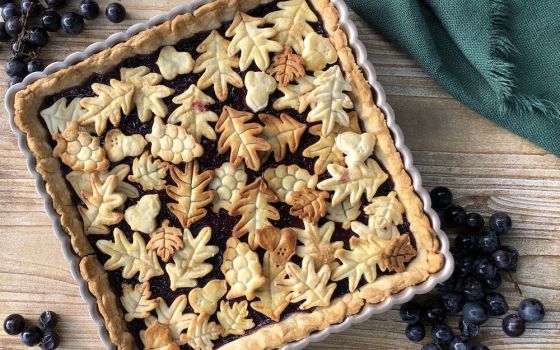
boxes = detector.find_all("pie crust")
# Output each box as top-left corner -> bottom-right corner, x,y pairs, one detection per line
12,0 -> 444,349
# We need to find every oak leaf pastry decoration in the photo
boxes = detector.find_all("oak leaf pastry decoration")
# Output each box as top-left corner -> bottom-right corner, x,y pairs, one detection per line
307,65 -> 354,137
352,191 -> 405,240
277,256 -> 336,310
273,75 -> 315,113
335,131 -> 376,165
188,279 -> 227,315
245,71 -> 277,112
217,300 -> 255,336
166,162 -> 215,229
256,226 -> 297,265
145,296 -> 195,345
326,198 -> 361,230
103,128 -> 147,162
78,79 -> 134,135
120,66 -> 175,123
40,97 -> 85,136
97,228 -> 164,282
208,162 -> 247,213
258,113 -> 306,162
263,164 -> 318,205
128,151 -> 169,191
146,219 -> 184,263
215,106 -> 271,172
145,117 -> 203,165
193,30 -> 243,101
182,313 -> 223,350
221,237 -> 266,300
156,46 -> 195,80
302,32 -> 337,71
295,219 -> 342,267
166,227 -> 219,291
229,178 -> 280,250
78,174 -> 126,234
124,194 -> 161,234
53,121 -> 110,173
289,188 -> 329,224
251,252 -> 289,321
66,164 -> 139,201
144,322 -> 180,350
167,85 -> 218,143
225,11 -> 283,71
121,282 -> 158,322
266,48 -> 306,87
381,234 -> 417,273
265,0 -> 318,54
318,159 -> 389,206
302,124 -> 345,175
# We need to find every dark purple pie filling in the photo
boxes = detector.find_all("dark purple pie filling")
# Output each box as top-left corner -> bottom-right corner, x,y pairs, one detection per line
39,1 -> 415,348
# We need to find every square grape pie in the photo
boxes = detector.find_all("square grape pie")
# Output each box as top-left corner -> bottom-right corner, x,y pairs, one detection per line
11,0 -> 445,349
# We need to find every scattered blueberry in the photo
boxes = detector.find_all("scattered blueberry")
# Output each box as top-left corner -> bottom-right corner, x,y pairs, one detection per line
436,275 -> 458,294
11,38 -> 31,57
484,292 -> 509,316
405,323 -> 425,342
39,311 -> 58,329
450,337 -> 472,350
477,231 -> 499,255
441,292 -> 465,313
502,314 -> 525,337
491,249 -> 512,269
61,11 -> 84,35
399,302 -> 422,324
40,329 -> 60,350
9,75 -> 24,86
501,245 -> 519,270
105,2 -> 126,23
465,212 -> 484,231
421,344 -> 440,350
27,26 -> 49,46
5,57 -> 26,77
79,0 -> 100,20
431,323 -> 454,344
2,3 -> 21,21
27,58 -> 43,73
3,314 -> 25,336
22,0 -> 43,18
46,0 -> 66,9
5,16 -> 23,37
41,10 -> 61,32
489,212 -> 512,235
462,277 -> 484,301
518,298 -> 545,322
483,272 -> 502,289
462,302 -> 488,325
455,233 -> 477,254
0,21 -> 11,42
472,258 -> 497,281
430,186 -> 453,209
472,346 -> 490,350
459,317 -> 480,338
454,256 -> 473,278
445,205 -> 467,227
21,326 -> 43,346
425,299 -> 447,324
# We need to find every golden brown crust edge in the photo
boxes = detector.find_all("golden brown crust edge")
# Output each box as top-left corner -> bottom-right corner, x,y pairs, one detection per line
11,0 -> 444,349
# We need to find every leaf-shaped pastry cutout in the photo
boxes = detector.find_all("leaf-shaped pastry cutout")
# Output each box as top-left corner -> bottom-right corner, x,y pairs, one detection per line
258,113 -> 306,162
188,280 -> 227,315
364,191 -> 405,231
277,256 -> 336,310
251,252 -> 289,321
302,32 -> 337,71
121,282 -> 158,322
229,178 -> 280,249
144,322 -> 180,350
146,220 -> 184,262
40,97 -> 85,135
263,164 -> 318,204
266,48 -> 306,87
226,12 -> 283,71
166,162 -> 215,229
168,85 -> 218,142
256,226 -> 296,265
67,164 -> 139,201
265,0 -> 318,53
331,234 -> 390,292
79,79 -> 134,135
156,46 -> 195,80
78,174 -> 126,234
128,151 -> 169,191
193,30 -> 243,101
217,300 -> 255,336
215,106 -> 271,172
289,188 -> 328,224
97,228 -> 164,282
182,313 -> 223,350
166,227 -> 219,290
381,234 -> 417,273
121,66 -> 175,123
307,66 -> 354,137
221,237 -> 266,300
146,117 -> 203,165
326,198 -> 361,230
302,124 -> 345,175
208,162 -> 247,213
145,296 -> 196,345
317,159 -> 389,206
295,220 -> 342,267
273,75 -> 314,113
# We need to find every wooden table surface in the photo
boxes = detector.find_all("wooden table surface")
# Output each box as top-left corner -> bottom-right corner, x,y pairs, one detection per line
1,1 -> 559,349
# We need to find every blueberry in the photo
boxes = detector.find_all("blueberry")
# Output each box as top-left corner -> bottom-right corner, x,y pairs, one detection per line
405,323 -> 425,342
27,58 -> 43,73
441,292 -> 465,313
430,186 -> 453,209
483,272 -> 502,289
435,208 -> 446,225
472,346 -> 490,350
399,302 -> 422,324
0,21 -> 10,41
105,2 -> 126,23
41,10 -> 61,32
489,212 -> 512,235
450,337 -> 472,350
472,258 -> 497,281
421,344 -> 441,350
39,311 -> 58,329
27,26 -> 49,46
455,233 -> 477,254
11,39 -> 30,57
61,11 -> 84,34
3,314 -> 25,335
425,300 -> 447,323
462,302 -> 488,324
9,75 -> 24,86
465,213 -> 484,231
454,256 -> 473,278
477,231 -> 499,255
2,3 -> 21,21
484,292 -> 509,316
0,0 -> 11,5
491,249 -> 512,269
79,0 -> 99,20
518,298 -> 545,322
46,0 -> 66,9
21,326 -> 43,346
445,205 -> 467,227
436,276 -> 458,294
459,317 -> 480,338
6,57 -> 26,77
5,16 -> 22,37
502,314 -> 525,337
431,323 -> 453,344
22,0 -> 43,18
40,329 -> 60,350
501,245 -> 519,270
462,277 -> 484,301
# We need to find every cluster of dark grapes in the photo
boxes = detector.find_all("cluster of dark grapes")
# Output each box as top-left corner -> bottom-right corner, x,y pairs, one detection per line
0,0 -> 127,86
3,311 -> 60,349
399,187 -> 546,350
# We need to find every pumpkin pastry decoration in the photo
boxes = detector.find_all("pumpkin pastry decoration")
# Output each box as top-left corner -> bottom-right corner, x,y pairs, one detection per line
13,0 -> 445,349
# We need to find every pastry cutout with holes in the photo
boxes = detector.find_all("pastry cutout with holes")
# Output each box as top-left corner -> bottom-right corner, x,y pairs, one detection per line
146,117 -> 203,164
256,226 -> 297,265
263,164 -> 318,204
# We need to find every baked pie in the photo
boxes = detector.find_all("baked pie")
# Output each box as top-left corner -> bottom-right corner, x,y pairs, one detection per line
12,0 -> 445,349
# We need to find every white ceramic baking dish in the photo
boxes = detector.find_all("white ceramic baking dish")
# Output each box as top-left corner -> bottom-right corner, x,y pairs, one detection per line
5,0 -> 454,348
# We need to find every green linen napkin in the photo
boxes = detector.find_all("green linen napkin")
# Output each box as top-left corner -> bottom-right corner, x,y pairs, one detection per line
346,0 -> 560,156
